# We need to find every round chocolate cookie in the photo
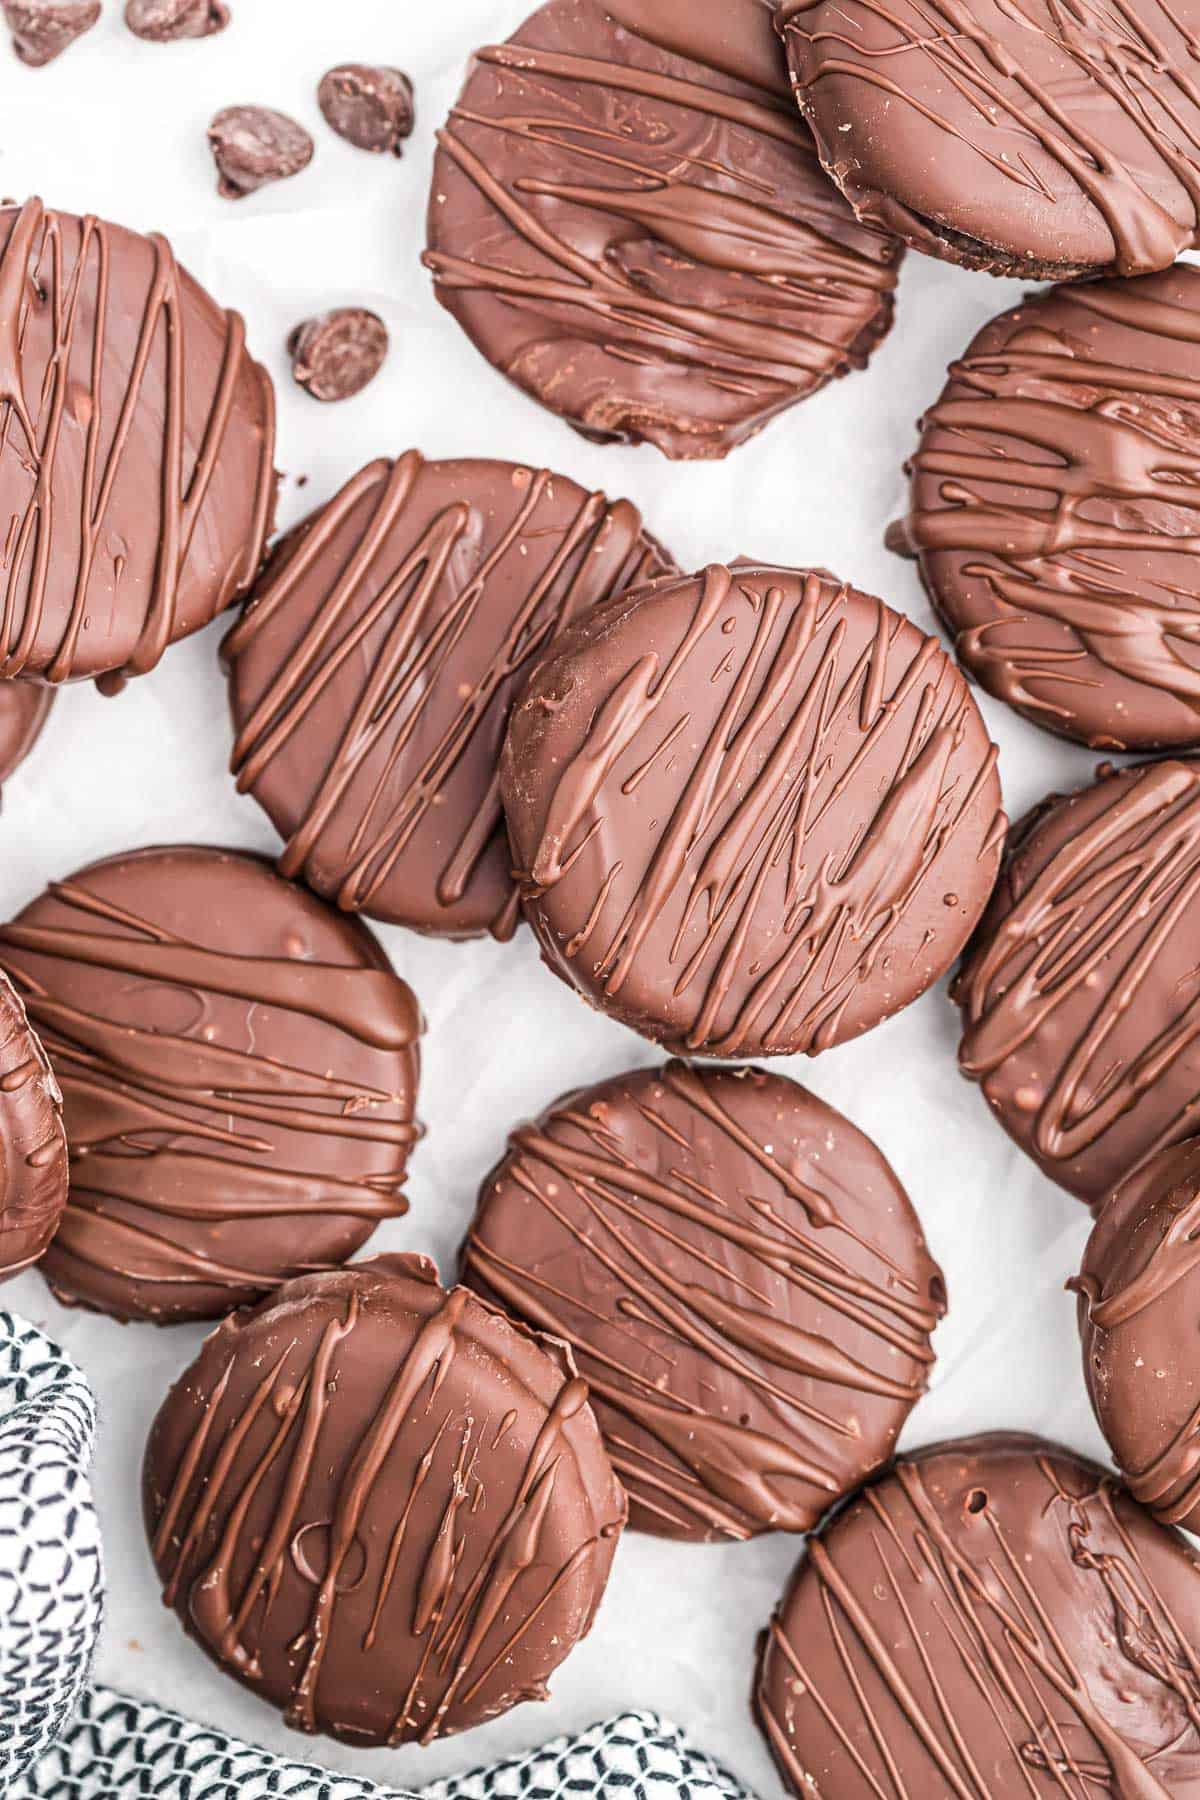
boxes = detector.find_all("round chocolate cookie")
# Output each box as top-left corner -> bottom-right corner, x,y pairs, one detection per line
502,562 -> 1005,1058
0,846 -> 421,1323
0,969 -> 67,1280
0,681 -> 52,786
143,1255 -> 626,1745
1074,1138 -> 1200,1533
891,269 -> 1200,752
463,1061 -> 945,1542
424,0 -> 901,461
778,0 -> 1200,280
756,1432 -> 1200,1798
0,199 -> 275,684
224,453 -> 672,940
958,758 -> 1200,1208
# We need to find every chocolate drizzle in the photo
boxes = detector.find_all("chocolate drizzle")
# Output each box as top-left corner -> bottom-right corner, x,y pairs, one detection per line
1075,1138 -> 1200,1532
0,966 -> 67,1280
756,1432 -> 1200,1799
143,1256 -> 626,1744
779,0 -> 1200,279
464,1061 -> 944,1542
891,269 -> 1200,751
0,198 -> 275,683
0,846 -> 421,1322
424,0 -> 900,460
502,562 -> 1005,1058
225,453 -> 671,939
958,759 -> 1200,1207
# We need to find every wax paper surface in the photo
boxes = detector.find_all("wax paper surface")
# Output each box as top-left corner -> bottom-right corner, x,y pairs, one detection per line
0,4 -> 1142,1793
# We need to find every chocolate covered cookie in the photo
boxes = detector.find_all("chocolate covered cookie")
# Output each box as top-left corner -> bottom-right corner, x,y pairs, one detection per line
0,200 -> 275,684
757,1433 -> 1200,1798
502,562 -> 1005,1058
0,846 -> 421,1322
225,453 -> 672,939
1075,1138 -> 1200,1532
958,759 -> 1200,1208
0,970 -> 66,1280
463,1061 -> 945,1542
425,0 -> 901,460
144,1256 -> 626,1744
778,0 -> 1200,280
892,269 -> 1200,751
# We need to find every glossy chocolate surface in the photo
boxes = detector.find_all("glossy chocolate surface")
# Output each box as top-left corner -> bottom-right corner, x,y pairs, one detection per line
143,1256 -> 626,1743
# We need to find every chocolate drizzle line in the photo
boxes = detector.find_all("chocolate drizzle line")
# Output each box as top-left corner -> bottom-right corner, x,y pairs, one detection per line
958,760 -> 1200,1201
146,1260 -> 624,1744
424,0 -> 899,458
779,0 -> 1200,277
757,1436 -> 1200,1800
511,564 -> 1004,1057
225,452 -> 668,939
464,1061 -> 944,1540
0,198 -> 275,681
891,273 -> 1200,749
0,854 -> 420,1315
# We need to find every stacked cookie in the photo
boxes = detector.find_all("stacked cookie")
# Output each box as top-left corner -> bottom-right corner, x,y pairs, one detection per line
3,0 -> 1200,1792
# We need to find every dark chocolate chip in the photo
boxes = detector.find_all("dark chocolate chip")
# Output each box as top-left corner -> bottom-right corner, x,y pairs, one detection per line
3,0 -> 99,64
287,308 -> 388,402
208,105 -> 314,199
317,63 -> 413,155
125,0 -> 228,39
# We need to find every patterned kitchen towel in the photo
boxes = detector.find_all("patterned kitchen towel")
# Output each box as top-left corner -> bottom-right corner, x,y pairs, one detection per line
0,1311 -> 104,1789
12,1688 -> 757,1800
0,1310 -> 755,1800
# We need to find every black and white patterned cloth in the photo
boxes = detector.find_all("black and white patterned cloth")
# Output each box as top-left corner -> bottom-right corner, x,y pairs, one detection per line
13,1689 -> 754,1800
0,1311 -> 104,1789
0,1310 -> 756,1800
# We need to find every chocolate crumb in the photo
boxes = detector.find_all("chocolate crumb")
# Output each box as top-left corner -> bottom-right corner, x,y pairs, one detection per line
288,308 -> 388,402
208,105 -> 314,198
318,63 -> 413,155
126,0 -> 228,39
3,0 -> 99,64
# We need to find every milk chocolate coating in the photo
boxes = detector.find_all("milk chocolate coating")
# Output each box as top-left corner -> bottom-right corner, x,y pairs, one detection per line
143,1255 -> 626,1744
891,268 -> 1200,752
778,0 -> 1200,280
0,199 -> 275,684
0,969 -> 67,1280
958,759 -> 1200,1208
1075,1139 -> 1200,1533
0,681 -> 52,786
463,1061 -> 945,1543
502,562 -> 1005,1058
0,845 -> 421,1323
756,1432 -> 1200,1799
424,0 -> 901,461
225,453 -> 673,940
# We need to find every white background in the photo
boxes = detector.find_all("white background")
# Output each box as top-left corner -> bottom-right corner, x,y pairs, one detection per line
0,3 -> 1139,1794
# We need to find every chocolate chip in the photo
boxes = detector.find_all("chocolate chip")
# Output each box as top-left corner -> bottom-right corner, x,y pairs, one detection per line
317,63 -> 414,155
125,0 -> 228,40
287,309 -> 388,403
3,0 -> 99,64
207,105 -> 314,199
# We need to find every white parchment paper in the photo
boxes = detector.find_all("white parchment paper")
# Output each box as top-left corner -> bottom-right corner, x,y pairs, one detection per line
0,4 -> 1140,1794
